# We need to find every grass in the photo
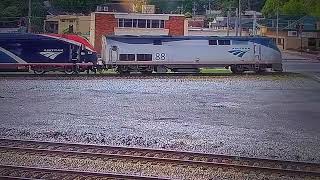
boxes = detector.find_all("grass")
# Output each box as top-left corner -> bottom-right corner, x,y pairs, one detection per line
200,68 -> 232,74
96,68 -> 232,74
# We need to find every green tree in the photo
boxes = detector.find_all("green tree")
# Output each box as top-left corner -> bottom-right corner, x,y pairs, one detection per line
262,0 -> 288,17
0,0 -> 28,18
304,0 -> 320,17
282,0 -> 307,16
2,6 -> 21,17
262,0 -> 320,17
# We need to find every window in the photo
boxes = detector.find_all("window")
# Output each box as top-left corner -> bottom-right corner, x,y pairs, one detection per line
277,38 -> 283,45
209,40 -> 217,45
118,19 -> 124,27
152,20 -> 160,28
118,18 -> 165,28
147,20 -> 151,28
218,40 -> 231,45
124,19 -> 133,27
68,25 -> 74,33
119,54 -> 135,61
117,19 -> 164,29
138,19 -> 146,28
160,20 -> 165,28
137,54 -> 152,61
288,31 -> 298,37
153,40 -> 162,45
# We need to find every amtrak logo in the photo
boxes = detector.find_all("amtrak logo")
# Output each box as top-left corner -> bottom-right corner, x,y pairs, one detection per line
39,49 -> 63,60
228,48 -> 250,58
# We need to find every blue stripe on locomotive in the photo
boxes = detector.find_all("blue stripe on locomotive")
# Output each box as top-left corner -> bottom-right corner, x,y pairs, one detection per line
106,36 -> 280,52
0,50 -> 17,63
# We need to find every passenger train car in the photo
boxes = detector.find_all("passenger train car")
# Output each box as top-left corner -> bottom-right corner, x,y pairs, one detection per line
101,35 -> 282,74
0,33 -> 98,74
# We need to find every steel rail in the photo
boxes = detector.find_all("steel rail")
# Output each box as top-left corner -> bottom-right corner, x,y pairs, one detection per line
0,165 -> 168,180
0,72 -> 293,78
0,138 -> 319,177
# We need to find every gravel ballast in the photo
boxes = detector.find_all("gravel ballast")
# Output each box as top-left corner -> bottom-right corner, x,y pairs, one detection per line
0,76 -> 319,163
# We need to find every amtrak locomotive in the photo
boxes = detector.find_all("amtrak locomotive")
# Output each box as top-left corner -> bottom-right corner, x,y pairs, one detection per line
0,33 -> 98,74
102,35 -> 283,74
0,33 -> 282,74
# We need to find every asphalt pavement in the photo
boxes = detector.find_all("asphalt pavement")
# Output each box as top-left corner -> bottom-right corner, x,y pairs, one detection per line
282,51 -> 320,82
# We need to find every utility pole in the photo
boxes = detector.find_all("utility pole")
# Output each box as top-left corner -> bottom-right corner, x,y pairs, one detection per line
28,0 -> 32,33
276,3 -> 279,47
252,11 -> 256,36
227,7 -> 230,36
192,2 -> 196,16
235,8 -> 238,36
238,0 -> 242,36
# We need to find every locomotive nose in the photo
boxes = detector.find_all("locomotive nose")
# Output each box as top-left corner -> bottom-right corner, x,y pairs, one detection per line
272,51 -> 283,72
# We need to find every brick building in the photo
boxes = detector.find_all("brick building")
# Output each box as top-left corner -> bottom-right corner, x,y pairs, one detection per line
90,12 -> 187,53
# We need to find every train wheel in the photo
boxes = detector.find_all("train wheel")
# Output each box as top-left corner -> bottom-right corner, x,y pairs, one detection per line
230,65 -> 244,74
64,68 -> 75,75
33,69 -> 46,75
117,66 -> 130,75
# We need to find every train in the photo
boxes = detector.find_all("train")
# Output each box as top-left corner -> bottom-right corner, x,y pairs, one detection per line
0,33 -> 98,74
102,35 -> 283,74
0,33 -> 283,74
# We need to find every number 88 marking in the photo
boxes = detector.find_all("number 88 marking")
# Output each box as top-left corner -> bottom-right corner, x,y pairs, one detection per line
156,53 -> 166,60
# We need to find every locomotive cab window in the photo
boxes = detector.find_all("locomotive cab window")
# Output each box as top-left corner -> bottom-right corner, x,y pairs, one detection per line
209,40 -> 217,45
119,54 -> 135,61
218,40 -> 231,45
137,54 -> 152,61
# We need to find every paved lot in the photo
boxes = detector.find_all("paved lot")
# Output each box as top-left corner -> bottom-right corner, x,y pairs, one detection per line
0,75 -> 319,163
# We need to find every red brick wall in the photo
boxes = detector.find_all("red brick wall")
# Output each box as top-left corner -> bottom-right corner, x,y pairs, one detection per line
166,16 -> 185,36
188,20 -> 204,28
94,13 -> 117,53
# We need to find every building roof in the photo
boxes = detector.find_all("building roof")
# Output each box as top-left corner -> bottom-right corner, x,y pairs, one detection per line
96,3 -> 134,13
105,35 -> 279,51
93,11 -> 185,17
45,15 -> 90,22
211,17 -> 262,28
259,16 -> 320,31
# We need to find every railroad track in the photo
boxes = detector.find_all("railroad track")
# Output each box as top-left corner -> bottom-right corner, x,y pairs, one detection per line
0,165 -> 166,180
0,138 -> 319,179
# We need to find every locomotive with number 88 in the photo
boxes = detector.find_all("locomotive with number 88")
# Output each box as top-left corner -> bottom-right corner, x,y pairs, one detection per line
101,35 -> 282,74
